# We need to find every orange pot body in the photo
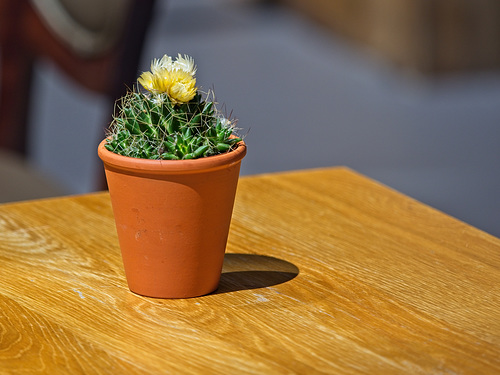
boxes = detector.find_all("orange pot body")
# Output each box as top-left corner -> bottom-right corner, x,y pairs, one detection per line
98,139 -> 246,298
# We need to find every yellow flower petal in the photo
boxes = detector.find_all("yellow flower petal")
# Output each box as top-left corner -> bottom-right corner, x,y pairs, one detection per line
138,71 -> 155,91
173,53 -> 197,76
151,54 -> 172,74
170,81 -> 197,104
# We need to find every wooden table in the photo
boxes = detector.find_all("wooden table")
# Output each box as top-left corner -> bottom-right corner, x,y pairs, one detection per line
1,167 -> 499,374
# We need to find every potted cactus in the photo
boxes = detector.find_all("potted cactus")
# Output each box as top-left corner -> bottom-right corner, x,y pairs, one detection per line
98,54 -> 246,298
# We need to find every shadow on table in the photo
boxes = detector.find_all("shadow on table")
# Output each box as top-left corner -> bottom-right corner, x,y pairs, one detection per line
214,253 -> 299,294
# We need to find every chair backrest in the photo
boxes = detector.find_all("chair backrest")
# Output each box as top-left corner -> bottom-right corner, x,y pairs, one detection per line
30,0 -> 132,58
0,0 -> 156,154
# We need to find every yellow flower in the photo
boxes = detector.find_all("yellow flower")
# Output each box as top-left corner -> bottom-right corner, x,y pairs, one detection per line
139,69 -> 197,104
138,54 -> 198,104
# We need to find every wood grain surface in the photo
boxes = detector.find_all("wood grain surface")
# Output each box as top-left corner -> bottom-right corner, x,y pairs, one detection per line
0,167 -> 499,374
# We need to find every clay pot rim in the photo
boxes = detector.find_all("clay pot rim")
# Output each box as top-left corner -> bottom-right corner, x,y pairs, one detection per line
98,138 -> 246,174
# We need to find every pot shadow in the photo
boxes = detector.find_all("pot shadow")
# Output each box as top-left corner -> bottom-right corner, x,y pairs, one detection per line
212,253 -> 299,295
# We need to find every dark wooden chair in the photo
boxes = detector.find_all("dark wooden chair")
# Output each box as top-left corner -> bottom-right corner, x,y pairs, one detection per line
0,0 -> 156,192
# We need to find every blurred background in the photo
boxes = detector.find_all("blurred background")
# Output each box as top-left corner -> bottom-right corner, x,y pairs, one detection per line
1,0 -> 499,237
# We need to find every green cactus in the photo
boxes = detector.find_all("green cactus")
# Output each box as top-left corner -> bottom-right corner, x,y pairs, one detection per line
105,54 -> 242,160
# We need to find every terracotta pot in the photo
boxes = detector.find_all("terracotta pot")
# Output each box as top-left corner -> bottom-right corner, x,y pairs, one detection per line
97,139 -> 246,298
